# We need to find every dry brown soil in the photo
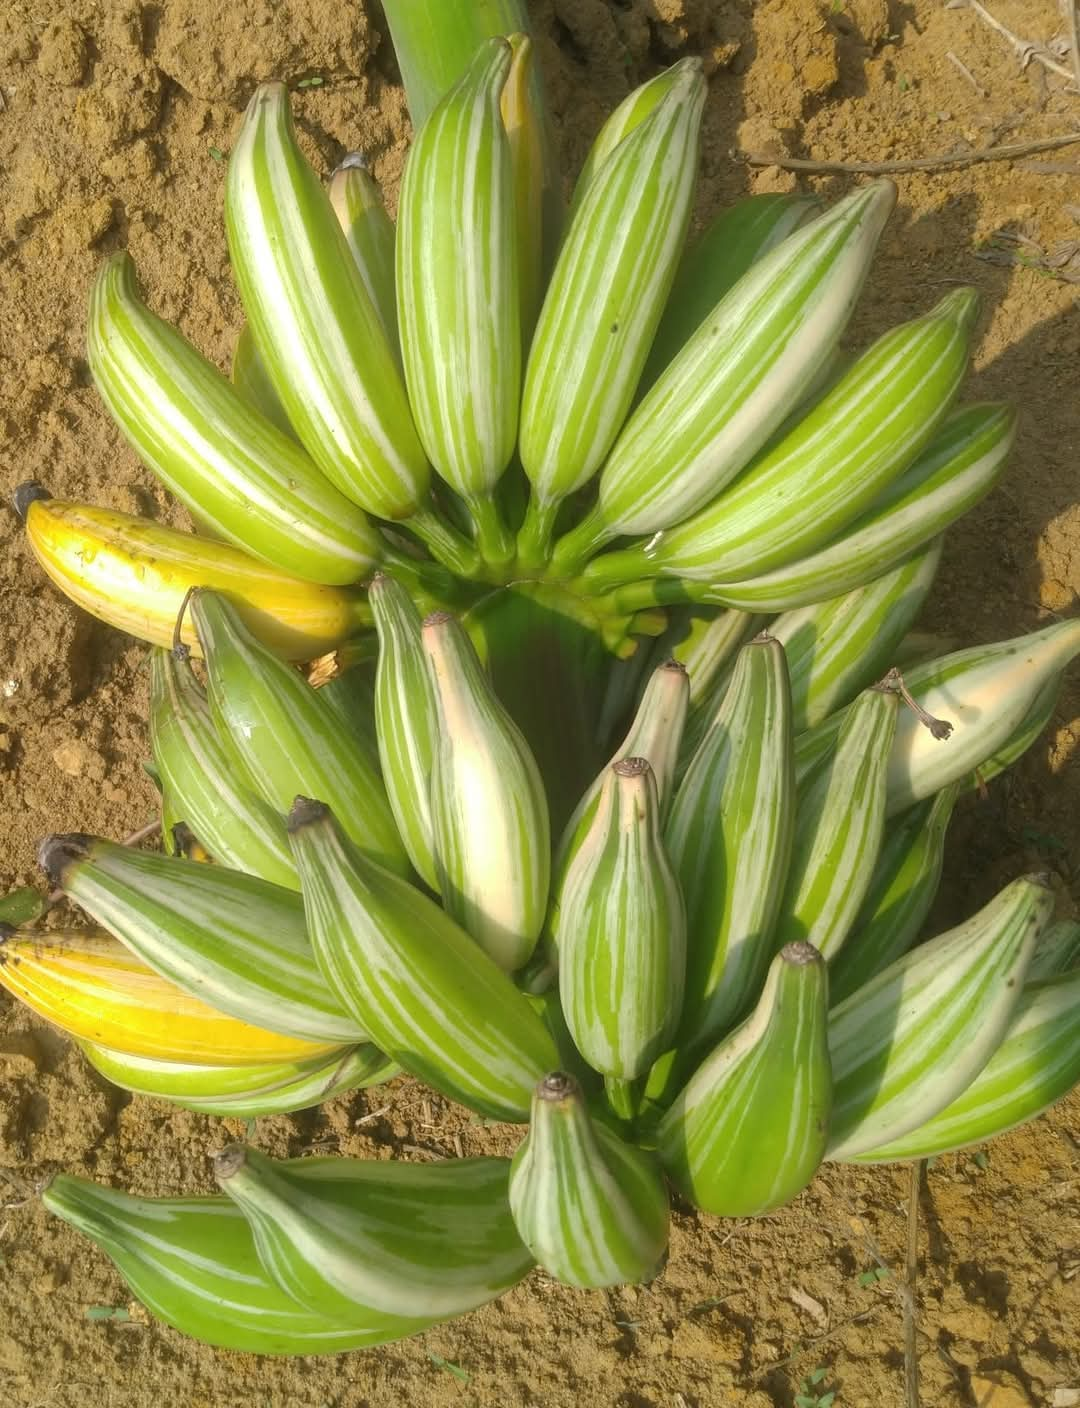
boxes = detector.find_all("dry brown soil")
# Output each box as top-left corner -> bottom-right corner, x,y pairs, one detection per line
1,1 -> 1079,1404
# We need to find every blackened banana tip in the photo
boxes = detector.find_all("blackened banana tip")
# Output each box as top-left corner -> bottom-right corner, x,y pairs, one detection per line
12,481 -> 51,520
613,756 -> 650,778
37,833 -> 93,888
537,1071 -> 578,1102
661,658 -> 688,674
212,1144 -> 248,1181
0,922 -> 16,945
287,796 -> 330,832
422,609 -> 454,628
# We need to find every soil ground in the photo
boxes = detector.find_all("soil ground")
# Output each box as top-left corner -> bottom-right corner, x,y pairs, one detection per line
1,1 -> 1078,1404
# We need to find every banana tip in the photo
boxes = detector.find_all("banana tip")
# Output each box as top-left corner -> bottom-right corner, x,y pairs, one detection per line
287,796 -> 330,832
422,609 -> 454,628
11,481 -> 51,521
537,1071 -> 579,1103
37,833 -> 92,888
613,756 -> 651,778
780,941 -> 824,967
213,1144 -> 248,1181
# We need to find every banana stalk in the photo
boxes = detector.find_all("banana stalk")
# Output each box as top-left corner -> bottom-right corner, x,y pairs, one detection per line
826,874 -> 1052,1159
658,943 -> 831,1216
215,1145 -> 533,1319
328,155 -> 399,353
509,1072 -> 669,1288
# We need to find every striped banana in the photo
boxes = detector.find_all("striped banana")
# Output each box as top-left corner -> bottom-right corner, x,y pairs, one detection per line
17,489 -> 368,660
672,609 -> 765,772
215,1145 -> 533,1318
423,610 -> 550,970
87,253 -> 380,586
369,575 -> 440,890
310,657 -> 383,780
517,60 -> 706,558
574,180 -> 896,553
509,1072 -> 669,1288
845,968 -> 1080,1162
0,926 -> 333,1065
701,401 -> 1015,612
79,1040 -> 395,1117
1028,919 -> 1080,982
644,192 -> 821,386
773,542 -> 942,733
658,943 -> 831,1217
231,323 -> 297,441
42,1176 -> 437,1353
665,634 -> 795,1059
397,38 -> 519,558
776,679 -> 899,960
828,783 -> 959,1007
40,834 -> 364,1045
150,647 -> 298,889
585,285 -> 978,590
287,799 -> 558,1122
191,590 -> 408,877
826,874 -> 1052,1159
963,671 -> 1062,796
500,33 -> 545,339
328,155 -> 399,353
557,758 -> 686,1081
226,82 -> 430,521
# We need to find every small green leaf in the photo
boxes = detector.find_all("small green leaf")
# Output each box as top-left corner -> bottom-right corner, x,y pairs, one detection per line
295,75 -> 325,89
857,1266 -> 891,1287
0,886 -> 46,926
820,1394 -> 837,1408
972,1150 -> 990,1171
85,1305 -> 132,1322
428,1352 -> 470,1384
208,145 -> 226,163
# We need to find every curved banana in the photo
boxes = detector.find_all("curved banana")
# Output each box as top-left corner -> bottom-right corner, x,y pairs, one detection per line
328,155 -> 399,353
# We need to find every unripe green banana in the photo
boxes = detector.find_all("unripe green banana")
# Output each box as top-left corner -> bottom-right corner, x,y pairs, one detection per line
226,81 -> 429,521
517,60 -> 706,553
423,610 -> 550,970
666,634 -> 795,1058
311,657 -> 383,781
150,647 -> 298,889
585,285 -> 978,589
369,574 -> 440,890
287,800 -> 558,1122
42,1176 -> 436,1353
700,401 -> 1015,611
844,968 -> 1080,1162
231,322 -> 297,440
828,783 -> 959,1007
215,1145 -> 532,1319
500,34 -> 545,339
192,590 -> 408,877
826,874 -> 1052,1159
87,253 -> 381,587
672,609 -> 765,773
557,758 -> 686,1081
397,39 -> 519,559
509,1072 -> 669,1288
772,541 -> 941,733
39,834 -> 363,1045
1028,919 -> 1080,982
328,154 -> 399,353
79,1040 -> 396,1117
644,192 -> 821,385
963,672 -> 1061,796
658,942 -> 831,1217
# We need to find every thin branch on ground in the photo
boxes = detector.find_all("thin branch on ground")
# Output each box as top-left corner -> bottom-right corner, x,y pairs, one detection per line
739,131 -> 1080,174
1067,1 -> 1080,92
946,49 -> 988,96
904,1160 -> 924,1408
964,0 -> 1077,86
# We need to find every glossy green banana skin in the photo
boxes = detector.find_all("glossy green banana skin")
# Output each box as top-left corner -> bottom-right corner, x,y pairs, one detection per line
666,635 -> 794,1058
329,156 -> 399,353
231,322 -> 298,440
826,875 -> 1052,1159
828,783 -> 959,1007
192,590 -> 408,877
658,943 -> 831,1217
672,610 -> 765,775
149,648 -> 298,889
846,970 -> 1080,1162
44,836 -> 363,1045
509,1073 -> 669,1288
288,803 -> 558,1122
226,82 -> 429,521
43,1176 -> 436,1354
1028,920 -> 1080,982
216,1146 -> 533,1319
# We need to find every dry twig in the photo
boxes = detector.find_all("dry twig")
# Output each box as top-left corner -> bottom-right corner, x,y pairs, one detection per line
946,48 -> 988,96
963,0 -> 1078,85
904,1161 -> 924,1408
740,131 -> 1080,174
1067,0 -> 1080,92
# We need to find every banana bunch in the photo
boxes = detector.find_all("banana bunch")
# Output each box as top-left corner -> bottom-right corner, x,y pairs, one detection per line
11,7 -> 1080,1359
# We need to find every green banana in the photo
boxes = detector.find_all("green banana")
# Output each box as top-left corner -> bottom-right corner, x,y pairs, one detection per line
500,34 -> 545,339
644,192 -> 821,385
557,758 -> 686,1081
226,81 -> 430,521
509,1072 -> 669,1288
828,783 -> 960,1007
311,657 -> 382,781
775,679 -> 899,960
191,590 -> 408,877
369,574 -> 440,890
665,633 -> 795,1058
826,874 -> 1052,1159
149,647 -> 298,889
287,799 -> 558,1122
42,1175 -> 436,1353
231,322 -> 297,440
700,401 -> 1015,611
328,154 -> 399,353
516,60 -> 706,558
672,609 -> 765,772
215,1144 -> 532,1318
87,253 -> 381,586
1027,919 -> 1080,982
423,609 -> 550,970
584,285 -> 978,589
40,834 -> 363,1045
845,969 -> 1080,1162
658,943 -> 831,1217
962,671 -> 1062,796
